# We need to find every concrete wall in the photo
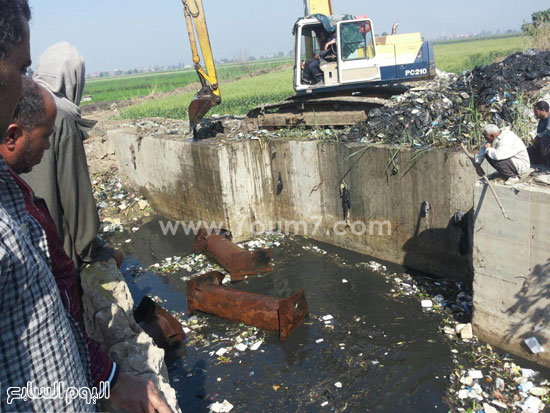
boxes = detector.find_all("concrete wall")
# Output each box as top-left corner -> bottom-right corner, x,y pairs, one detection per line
473,181 -> 550,366
108,129 -> 477,281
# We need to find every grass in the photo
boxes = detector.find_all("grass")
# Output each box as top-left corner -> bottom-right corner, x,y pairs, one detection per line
83,59 -> 291,104
120,69 -> 294,119
433,35 -> 529,73
117,35 -> 531,120
532,23 -> 550,50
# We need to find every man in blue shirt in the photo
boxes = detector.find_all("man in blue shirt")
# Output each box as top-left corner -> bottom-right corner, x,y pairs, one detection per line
527,101 -> 550,166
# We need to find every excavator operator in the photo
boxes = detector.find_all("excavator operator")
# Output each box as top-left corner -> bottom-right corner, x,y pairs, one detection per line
302,29 -> 337,84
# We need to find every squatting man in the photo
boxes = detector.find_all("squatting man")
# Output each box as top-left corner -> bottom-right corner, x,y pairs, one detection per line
474,124 -> 530,186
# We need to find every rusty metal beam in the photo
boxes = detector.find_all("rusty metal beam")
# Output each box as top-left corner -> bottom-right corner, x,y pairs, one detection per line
187,271 -> 309,342
134,296 -> 185,360
195,229 -> 272,281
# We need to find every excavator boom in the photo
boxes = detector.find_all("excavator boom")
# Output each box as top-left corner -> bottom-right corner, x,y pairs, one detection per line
304,0 -> 333,16
180,0 -> 436,131
182,0 -> 333,130
182,0 -> 221,130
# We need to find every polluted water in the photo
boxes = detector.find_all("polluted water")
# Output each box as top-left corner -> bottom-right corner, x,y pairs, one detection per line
111,217 -> 550,412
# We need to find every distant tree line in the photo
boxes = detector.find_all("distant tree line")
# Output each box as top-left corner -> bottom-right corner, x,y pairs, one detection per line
522,8 -> 550,35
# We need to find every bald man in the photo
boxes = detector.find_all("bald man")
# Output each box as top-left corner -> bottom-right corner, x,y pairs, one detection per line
475,124 -> 529,185
1,78 -> 55,172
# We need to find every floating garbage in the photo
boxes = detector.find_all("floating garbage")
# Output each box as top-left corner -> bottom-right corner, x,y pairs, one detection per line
521,396 -> 543,412
468,370 -> 483,379
421,299 -> 433,308
250,340 -> 263,351
215,348 -> 227,357
208,399 -> 234,413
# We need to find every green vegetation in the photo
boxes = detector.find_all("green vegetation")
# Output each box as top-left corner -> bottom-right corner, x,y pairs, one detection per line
83,59 -> 291,104
521,8 -> 550,34
521,8 -> 550,51
120,69 -> 293,119
433,35 -> 528,73
532,23 -> 550,50
117,35 -> 531,120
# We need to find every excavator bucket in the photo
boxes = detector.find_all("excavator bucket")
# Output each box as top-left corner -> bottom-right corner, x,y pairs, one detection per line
187,271 -> 309,342
189,85 -> 221,130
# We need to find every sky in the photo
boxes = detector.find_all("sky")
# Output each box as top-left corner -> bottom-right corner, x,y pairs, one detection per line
28,0 -> 550,73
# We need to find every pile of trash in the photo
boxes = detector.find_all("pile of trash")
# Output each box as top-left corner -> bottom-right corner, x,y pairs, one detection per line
119,119 -> 188,138
337,50 -> 550,148
147,253 -> 224,278
173,312 -> 265,359
471,50 -> 550,107
449,348 -> 549,412
92,170 -> 150,229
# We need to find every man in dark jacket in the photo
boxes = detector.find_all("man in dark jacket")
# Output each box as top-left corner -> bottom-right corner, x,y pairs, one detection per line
527,101 -> 550,166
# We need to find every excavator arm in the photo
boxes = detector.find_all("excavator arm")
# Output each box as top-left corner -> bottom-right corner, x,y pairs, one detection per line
303,0 -> 333,16
182,0 -> 221,130
183,0 -> 332,130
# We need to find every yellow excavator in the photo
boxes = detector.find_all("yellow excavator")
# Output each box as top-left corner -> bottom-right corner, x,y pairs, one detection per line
183,0 -> 435,130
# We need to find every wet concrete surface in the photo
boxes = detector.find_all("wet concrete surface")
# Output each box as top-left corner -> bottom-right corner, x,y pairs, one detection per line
114,217 -> 549,412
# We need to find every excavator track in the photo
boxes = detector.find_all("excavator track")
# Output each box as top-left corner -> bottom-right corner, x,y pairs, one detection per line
245,85 -> 409,130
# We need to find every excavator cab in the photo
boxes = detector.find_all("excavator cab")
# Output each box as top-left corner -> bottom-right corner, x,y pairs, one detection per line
293,15 -> 435,94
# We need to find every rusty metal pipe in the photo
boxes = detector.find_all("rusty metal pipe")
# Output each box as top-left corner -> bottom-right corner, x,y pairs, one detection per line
195,229 -> 272,281
187,272 -> 309,342
134,296 -> 185,360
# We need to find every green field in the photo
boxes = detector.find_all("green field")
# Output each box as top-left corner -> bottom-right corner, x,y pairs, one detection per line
83,59 -> 291,104
433,34 -> 529,73
121,69 -> 294,119
116,35 -> 529,120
